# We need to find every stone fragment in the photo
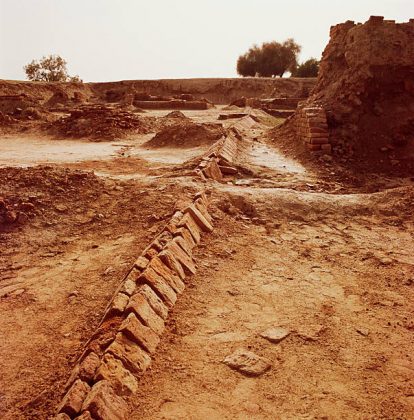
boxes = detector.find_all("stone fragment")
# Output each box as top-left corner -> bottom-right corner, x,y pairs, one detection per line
79,352 -> 101,383
223,349 -> 271,376
95,353 -> 138,396
58,379 -> 91,417
136,284 -> 169,320
81,380 -> 128,420
124,268 -> 140,283
108,293 -> 129,316
135,256 -> 150,271
119,313 -> 160,354
107,333 -> 151,375
159,249 -> 186,281
177,213 -> 201,244
260,327 -> 291,343
184,204 -> 213,232
126,292 -> 165,335
120,278 -> 136,296
138,267 -> 177,307
148,256 -> 185,294
165,240 -> 197,275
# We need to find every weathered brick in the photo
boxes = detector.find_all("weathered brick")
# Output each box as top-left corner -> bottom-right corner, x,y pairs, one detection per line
174,226 -> 196,250
203,159 -> 223,181
106,333 -> 151,375
177,213 -> 201,244
138,267 -> 177,308
184,204 -> 213,232
194,198 -> 211,223
126,292 -> 165,335
173,235 -> 192,256
148,256 -> 185,294
136,284 -> 169,320
165,239 -> 197,275
120,278 -> 136,296
79,352 -> 101,383
159,249 -> 186,281
134,256 -> 150,271
108,293 -> 129,316
119,313 -> 160,354
81,380 -> 128,420
94,353 -> 138,396
58,379 -> 90,417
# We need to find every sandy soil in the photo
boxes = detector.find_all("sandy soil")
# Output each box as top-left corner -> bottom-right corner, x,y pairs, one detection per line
0,106 -> 413,419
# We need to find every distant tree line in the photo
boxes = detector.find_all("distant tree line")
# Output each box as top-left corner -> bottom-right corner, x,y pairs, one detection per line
24,54 -> 82,82
236,39 -> 319,78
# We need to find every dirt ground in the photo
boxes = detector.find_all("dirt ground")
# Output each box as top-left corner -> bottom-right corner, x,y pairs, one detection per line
0,105 -> 413,419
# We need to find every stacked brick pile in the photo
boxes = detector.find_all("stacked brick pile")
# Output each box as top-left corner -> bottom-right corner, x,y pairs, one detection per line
296,105 -> 331,153
195,129 -> 240,181
54,192 -> 213,420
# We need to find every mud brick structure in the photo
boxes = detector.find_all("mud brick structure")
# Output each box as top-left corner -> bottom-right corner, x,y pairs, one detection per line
54,191 -> 213,419
292,16 -> 414,164
196,129 -> 240,181
296,105 -> 331,153
133,99 -> 213,110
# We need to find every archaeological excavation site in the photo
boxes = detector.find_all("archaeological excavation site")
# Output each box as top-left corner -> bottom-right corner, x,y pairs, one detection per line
0,14 -> 413,420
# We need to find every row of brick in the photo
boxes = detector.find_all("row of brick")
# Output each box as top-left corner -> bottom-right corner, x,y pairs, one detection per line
54,191 -> 213,420
195,129 -> 240,181
296,105 -> 332,153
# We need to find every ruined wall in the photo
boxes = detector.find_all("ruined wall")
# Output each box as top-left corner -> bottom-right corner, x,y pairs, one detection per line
295,16 -> 414,169
0,77 -> 316,107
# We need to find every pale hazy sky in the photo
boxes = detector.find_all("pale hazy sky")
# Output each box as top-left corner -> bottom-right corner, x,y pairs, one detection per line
0,0 -> 412,82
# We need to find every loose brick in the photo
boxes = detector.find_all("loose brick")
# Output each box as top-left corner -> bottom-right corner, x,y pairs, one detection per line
58,379 -> 90,417
165,240 -> 197,275
159,249 -> 186,281
194,191 -> 208,207
106,333 -> 151,375
149,256 -> 185,294
95,353 -> 138,396
136,284 -> 169,320
177,213 -> 201,244
138,267 -> 177,307
126,292 -> 165,335
81,380 -> 128,420
184,204 -> 213,232
119,313 -> 160,354
79,352 -> 101,384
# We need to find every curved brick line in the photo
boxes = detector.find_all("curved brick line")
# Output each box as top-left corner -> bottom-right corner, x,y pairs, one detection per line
54,191 -> 212,420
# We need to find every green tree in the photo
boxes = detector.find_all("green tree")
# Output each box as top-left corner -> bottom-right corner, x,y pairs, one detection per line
292,58 -> 320,77
24,54 -> 82,82
236,39 -> 301,78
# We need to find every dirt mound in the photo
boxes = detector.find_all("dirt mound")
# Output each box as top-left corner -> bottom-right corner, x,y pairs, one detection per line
145,120 -> 225,149
50,104 -> 156,140
164,110 -> 189,120
272,17 -> 414,174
